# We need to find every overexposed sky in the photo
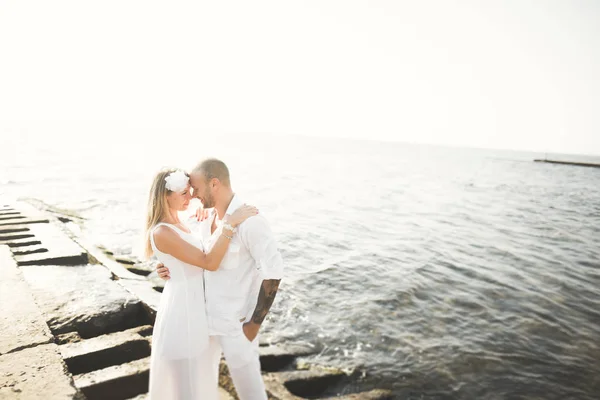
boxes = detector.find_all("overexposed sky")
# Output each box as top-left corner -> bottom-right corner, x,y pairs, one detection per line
1,0 -> 599,154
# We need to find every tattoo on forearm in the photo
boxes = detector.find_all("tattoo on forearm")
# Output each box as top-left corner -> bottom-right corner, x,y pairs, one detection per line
251,279 -> 281,324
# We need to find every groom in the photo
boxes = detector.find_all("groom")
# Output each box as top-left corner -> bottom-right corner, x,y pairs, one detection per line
156,158 -> 283,400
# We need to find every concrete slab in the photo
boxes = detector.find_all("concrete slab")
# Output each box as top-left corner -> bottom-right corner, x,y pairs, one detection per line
0,225 -> 30,234
117,279 -> 161,323
60,326 -> 152,374
21,264 -> 150,338
0,232 -> 35,243
125,387 -> 235,400
74,356 -> 149,400
0,215 -> 24,222
72,234 -> 146,280
10,245 -> 48,257
0,343 -> 81,399
0,238 -> 41,248
0,246 -> 53,355
0,216 -> 49,226
12,223 -> 88,266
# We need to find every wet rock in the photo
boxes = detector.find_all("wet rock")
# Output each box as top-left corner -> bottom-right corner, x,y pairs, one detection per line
0,246 -> 53,355
0,344 -> 82,399
259,344 -> 317,372
21,264 -> 150,338
324,389 -> 394,399
278,368 -> 348,398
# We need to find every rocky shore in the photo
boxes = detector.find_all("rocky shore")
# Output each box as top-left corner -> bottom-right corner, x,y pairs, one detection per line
0,200 -> 392,399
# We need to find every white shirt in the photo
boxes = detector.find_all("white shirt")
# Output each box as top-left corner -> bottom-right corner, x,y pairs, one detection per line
198,195 -> 284,336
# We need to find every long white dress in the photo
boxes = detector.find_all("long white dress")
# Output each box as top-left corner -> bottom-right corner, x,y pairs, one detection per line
148,222 -> 217,400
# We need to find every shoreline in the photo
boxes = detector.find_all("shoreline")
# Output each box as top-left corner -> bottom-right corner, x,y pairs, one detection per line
0,199 -> 391,399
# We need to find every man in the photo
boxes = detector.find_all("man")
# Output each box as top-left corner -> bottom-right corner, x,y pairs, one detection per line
156,158 -> 283,399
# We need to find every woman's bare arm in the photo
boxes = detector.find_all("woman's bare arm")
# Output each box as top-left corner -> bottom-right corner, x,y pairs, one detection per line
153,226 -> 231,271
153,204 -> 258,272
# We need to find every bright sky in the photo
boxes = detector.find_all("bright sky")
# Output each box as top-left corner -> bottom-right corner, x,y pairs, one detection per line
1,0 -> 599,154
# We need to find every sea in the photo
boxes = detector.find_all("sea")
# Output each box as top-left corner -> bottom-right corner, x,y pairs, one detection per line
2,132 -> 600,399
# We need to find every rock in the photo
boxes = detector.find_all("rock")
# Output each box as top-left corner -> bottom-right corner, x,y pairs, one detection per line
324,389 -> 394,399
20,264 -> 151,338
0,344 -> 81,399
265,368 -> 348,398
259,344 -> 317,372
0,246 -> 53,355
56,332 -> 82,345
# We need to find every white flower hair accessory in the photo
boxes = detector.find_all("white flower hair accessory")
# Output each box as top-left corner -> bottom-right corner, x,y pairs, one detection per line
165,170 -> 189,192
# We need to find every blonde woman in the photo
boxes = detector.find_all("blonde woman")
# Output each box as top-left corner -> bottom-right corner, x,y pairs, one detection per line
145,168 -> 257,400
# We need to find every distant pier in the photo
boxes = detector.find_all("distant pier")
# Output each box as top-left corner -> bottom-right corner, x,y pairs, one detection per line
534,159 -> 600,169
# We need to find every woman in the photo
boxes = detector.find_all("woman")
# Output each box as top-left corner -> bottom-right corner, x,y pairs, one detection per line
144,168 -> 257,399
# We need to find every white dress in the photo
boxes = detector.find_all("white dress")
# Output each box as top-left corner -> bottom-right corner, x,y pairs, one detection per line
148,222 -> 217,400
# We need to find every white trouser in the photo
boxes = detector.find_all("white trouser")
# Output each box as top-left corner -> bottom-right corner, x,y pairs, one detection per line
206,334 -> 267,400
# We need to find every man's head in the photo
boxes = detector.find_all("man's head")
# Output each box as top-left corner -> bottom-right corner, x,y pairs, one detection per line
190,158 -> 232,208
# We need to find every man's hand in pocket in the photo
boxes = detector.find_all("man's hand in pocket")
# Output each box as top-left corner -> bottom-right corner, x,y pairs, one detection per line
242,321 -> 260,342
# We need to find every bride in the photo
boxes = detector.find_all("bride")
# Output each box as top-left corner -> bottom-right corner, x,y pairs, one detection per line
144,168 -> 257,399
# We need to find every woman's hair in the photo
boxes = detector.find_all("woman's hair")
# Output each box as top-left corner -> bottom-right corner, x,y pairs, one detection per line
143,168 -> 188,259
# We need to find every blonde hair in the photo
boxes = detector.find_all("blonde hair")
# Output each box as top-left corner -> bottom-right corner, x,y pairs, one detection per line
143,168 -> 188,259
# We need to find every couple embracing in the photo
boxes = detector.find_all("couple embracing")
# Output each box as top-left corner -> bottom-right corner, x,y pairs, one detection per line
144,158 -> 283,399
